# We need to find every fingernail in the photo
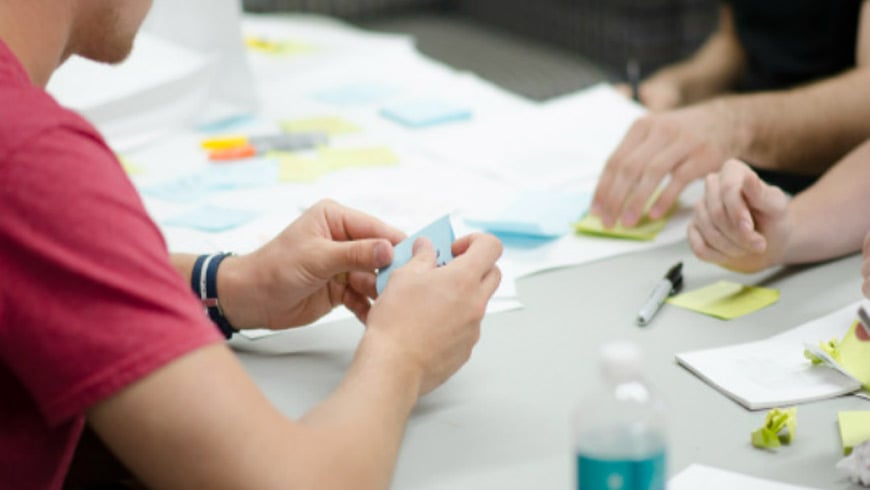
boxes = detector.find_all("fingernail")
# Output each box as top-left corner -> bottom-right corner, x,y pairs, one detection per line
752,239 -> 765,253
649,206 -> 662,219
622,211 -> 638,228
590,203 -> 601,216
374,241 -> 391,267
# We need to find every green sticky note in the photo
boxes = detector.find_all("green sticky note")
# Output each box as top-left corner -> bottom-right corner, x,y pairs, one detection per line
667,280 -> 779,320
836,321 -> 870,390
277,155 -> 330,183
839,411 -> 870,455
117,156 -> 144,176
574,213 -> 667,241
280,116 -> 361,136
245,36 -> 314,56
752,407 -> 797,450
276,147 -> 399,183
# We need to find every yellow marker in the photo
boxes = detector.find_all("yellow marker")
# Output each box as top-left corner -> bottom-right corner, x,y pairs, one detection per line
200,135 -> 248,151
667,280 -> 779,320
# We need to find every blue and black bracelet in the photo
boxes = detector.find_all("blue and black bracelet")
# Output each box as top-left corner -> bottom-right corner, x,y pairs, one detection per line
191,252 -> 238,339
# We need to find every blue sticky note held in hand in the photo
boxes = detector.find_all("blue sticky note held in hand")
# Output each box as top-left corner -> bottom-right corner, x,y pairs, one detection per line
376,215 -> 456,295
380,99 -> 472,128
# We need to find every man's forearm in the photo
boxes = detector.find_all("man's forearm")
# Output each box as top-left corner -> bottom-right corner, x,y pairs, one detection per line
726,67 -> 870,175
782,140 -> 870,263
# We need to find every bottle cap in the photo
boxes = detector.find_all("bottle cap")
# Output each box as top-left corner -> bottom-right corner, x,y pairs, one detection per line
600,341 -> 642,382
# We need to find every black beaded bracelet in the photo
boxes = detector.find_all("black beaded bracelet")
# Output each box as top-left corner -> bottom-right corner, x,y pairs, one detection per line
191,252 -> 238,339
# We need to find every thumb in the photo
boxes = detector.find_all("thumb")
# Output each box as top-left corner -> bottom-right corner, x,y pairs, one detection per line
742,171 -> 788,217
403,237 -> 437,272
323,238 -> 393,276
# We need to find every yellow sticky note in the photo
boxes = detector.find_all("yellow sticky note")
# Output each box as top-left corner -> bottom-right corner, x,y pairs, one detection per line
837,321 -> 870,390
319,147 -> 400,168
244,36 -> 313,55
574,213 -> 667,241
667,280 -> 779,320
117,156 -> 144,176
277,155 -> 331,183
280,117 -> 360,136
839,411 -> 870,455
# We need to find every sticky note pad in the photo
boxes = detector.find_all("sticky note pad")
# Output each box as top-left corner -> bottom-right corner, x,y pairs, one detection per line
277,155 -> 330,183
466,191 -> 590,238
667,280 -> 779,320
380,99 -> 472,128
839,411 -> 870,455
163,205 -> 259,233
376,215 -> 455,295
574,209 -> 670,241
280,117 -> 361,136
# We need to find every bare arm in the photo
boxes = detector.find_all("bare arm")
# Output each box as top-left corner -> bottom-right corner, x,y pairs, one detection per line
727,0 -> 870,174
90,233 -> 502,489
88,339 -> 419,490
783,140 -> 870,262
642,4 -> 745,108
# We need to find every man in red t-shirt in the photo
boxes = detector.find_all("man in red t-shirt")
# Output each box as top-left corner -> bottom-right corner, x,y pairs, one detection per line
0,1 -> 503,488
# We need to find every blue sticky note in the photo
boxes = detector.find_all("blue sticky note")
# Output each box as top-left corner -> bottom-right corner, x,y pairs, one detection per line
163,205 -> 259,232
313,83 -> 397,106
465,190 -> 590,238
380,99 -> 472,128
376,215 -> 455,294
143,176 -> 214,203
199,159 -> 280,190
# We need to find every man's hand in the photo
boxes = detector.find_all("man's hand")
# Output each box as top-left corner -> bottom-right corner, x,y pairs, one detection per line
591,100 -> 745,229
861,232 -> 870,299
688,159 -> 793,273
218,199 -> 406,330
365,233 -> 502,396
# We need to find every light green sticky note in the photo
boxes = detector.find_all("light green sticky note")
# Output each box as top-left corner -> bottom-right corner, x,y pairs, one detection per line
280,117 -> 361,136
245,36 -> 314,56
319,147 -> 400,168
667,280 -> 779,320
117,156 -> 144,176
277,155 -> 331,183
276,147 -> 399,183
839,411 -> 870,455
574,213 -> 668,241
836,321 -> 870,390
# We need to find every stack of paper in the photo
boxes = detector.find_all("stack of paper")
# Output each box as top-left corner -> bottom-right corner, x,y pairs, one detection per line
676,303 -> 862,410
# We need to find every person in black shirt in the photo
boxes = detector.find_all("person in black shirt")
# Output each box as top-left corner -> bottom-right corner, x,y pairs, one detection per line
590,1 -> 870,230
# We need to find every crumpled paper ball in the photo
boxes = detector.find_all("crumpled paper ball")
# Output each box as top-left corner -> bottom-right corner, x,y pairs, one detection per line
838,440 -> 870,486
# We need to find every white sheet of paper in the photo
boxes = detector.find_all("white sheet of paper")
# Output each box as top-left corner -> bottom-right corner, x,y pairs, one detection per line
669,464 -> 820,490
676,302 -> 862,410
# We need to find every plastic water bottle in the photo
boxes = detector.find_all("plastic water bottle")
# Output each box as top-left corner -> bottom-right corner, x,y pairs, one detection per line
573,342 -> 667,490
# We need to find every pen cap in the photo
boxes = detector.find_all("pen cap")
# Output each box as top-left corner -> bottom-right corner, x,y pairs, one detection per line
599,341 -> 643,384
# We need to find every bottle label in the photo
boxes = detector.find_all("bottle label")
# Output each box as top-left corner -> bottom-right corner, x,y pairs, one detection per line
576,450 -> 665,490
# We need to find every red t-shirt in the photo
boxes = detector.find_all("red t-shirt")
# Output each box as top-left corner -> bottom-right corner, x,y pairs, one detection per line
0,41 -> 222,488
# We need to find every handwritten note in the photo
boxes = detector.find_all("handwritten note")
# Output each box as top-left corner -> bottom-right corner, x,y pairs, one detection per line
376,215 -> 455,294
667,280 -> 779,320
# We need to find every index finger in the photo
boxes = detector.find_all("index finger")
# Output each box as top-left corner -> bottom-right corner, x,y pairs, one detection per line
320,200 -> 406,245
